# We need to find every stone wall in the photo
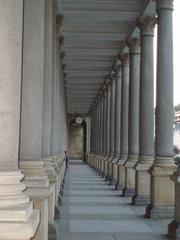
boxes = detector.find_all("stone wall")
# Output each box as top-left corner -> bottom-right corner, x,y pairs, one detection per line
68,125 -> 84,159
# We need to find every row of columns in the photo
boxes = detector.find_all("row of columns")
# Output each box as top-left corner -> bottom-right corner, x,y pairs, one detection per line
88,0 -> 180,238
0,0 -> 67,239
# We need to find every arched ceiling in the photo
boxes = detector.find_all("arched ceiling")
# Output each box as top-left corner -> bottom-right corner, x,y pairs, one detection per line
61,0 -> 154,114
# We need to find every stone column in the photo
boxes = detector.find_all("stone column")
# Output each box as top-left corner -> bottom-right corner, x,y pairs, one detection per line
146,0 -> 176,219
107,75 -> 116,181
116,54 -> 130,190
20,1 -> 56,239
132,16 -> 156,205
112,65 -> 122,185
124,38 -> 140,196
98,95 -> 103,171
104,80 -> 111,177
99,91 -> 105,174
42,0 -> 53,159
0,1 -> 39,239
95,98 -> 100,170
101,85 -> 108,175
51,9 -> 59,156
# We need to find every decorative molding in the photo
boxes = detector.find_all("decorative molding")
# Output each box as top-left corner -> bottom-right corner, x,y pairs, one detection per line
127,38 -> 140,54
137,16 -> 157,35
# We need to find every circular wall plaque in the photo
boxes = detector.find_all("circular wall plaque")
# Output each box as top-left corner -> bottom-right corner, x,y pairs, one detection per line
75,116 -> 83,124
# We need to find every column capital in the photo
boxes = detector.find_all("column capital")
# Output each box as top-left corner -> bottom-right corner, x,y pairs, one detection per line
56,14 -> 64,27
115,65 -> 122,78
121,53 -> 130,66
59,36 -> 64,46
105,78 -> 111,90
127,38 -> 140,54
154,0 -> 174,10
101,83 -> 108,96
137,16 -> 157,36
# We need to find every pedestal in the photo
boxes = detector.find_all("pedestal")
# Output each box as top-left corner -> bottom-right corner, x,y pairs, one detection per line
0,172 -> 39,240
116,156 -> 127,191
132,161 -> 152,205
123,155 -> 137,196
146,161 -> 176,218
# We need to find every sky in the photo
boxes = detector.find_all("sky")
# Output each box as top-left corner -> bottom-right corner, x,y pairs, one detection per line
173,0 -> 180,106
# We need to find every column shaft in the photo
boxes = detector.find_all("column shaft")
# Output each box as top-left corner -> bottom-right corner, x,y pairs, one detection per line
116,54 -> 130,190
20,0 -> 45,161
124,38 -> 140,196
112,66 -> 122,185
42,0 -> 53,158
132,16 -> 156,205
114,66 -> 122,160
0,1 -> 23,171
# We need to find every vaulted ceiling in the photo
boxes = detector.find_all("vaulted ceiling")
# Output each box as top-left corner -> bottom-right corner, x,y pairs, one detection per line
61,0 -> 155,114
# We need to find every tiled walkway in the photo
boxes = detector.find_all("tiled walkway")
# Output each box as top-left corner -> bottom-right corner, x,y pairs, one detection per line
57,160 -> 172,240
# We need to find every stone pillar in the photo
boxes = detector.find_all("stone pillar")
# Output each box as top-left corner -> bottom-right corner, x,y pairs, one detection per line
116,54 -> 130,191
124,38 -> 140,196
95,98 -> 100,170
132,16 -> 156,205
107,75 -> 116,181
20,1 -> 56,239
42,0 -> 53,159
99,91 -> 105,174
51,9 -> 59,156
104,80 -> 111,177
112,65 -> 122,185
0,1 -> 39,239
101,86 -> 107,175
98,95 -> 103,171
146,0 -> 176,219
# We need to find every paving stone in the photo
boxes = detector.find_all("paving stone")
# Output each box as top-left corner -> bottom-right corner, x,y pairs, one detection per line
56,160 -> 172,240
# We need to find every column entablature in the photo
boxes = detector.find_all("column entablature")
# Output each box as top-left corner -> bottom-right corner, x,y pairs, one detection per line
137,16 -> 157,36
127,38 -> 140,54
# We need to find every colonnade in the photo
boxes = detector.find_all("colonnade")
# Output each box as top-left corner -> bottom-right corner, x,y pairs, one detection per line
0,0 -> 67,239
87,0 -> 180,238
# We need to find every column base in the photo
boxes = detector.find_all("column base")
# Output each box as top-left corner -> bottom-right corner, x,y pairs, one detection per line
124,155 -> 137,196
48,222 -> 57,240
24,176 -> 55,239
116,157 -> 127,191
0,171 -> 39,240
110,178 -> 118,186
111,161 -> 118,185
0,205 -> 40,240
58,195 -> 62,206
146,204 -> 174,219
123,187 -> 135,197
105,175 -> 112,181
132,195 -> 149,206
132,158 -> 153,206
115,183 -> 123,191
145,159 -> 176,219
168,220 -> 180,240
54,205 -> 60,219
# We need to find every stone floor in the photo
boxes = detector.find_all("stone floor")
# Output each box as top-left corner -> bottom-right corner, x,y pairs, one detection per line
57,160 -> 172,240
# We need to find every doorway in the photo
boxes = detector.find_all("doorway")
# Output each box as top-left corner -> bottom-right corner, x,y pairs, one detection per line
68,118 -> 87,160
